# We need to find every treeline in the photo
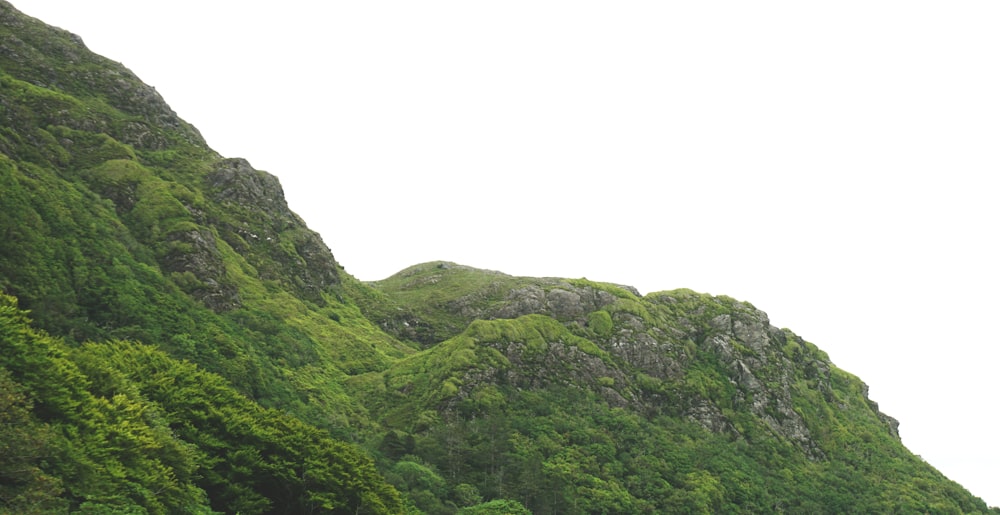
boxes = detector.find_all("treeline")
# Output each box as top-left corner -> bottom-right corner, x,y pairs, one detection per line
0,292 -> 401,514
376,383 -> 991,514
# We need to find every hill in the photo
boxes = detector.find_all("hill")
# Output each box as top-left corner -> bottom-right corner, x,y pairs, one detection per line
1,2 -> 996,513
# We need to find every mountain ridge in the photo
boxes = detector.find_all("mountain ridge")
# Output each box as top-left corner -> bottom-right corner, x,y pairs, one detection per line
1,2 -> 996,513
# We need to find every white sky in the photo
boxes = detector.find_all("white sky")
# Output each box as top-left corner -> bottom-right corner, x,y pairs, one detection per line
13,1 -> 999,506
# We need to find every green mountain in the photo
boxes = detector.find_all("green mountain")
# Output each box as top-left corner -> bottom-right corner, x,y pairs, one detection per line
0,2 -> 994,513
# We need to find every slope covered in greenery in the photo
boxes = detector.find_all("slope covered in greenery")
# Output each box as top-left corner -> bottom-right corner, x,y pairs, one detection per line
0,0 -> 413,421
357,263 -> 992,513
0,293 -> 402,513
0,2 -> 996,513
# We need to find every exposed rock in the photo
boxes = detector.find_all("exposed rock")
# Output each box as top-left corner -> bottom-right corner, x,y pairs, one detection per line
462,338 -> 635,410
0,8 -> 204,148
207,158 -> 340,304
161,227 -> 239,312
703,305 -> 825,457
208,158 -> 291,215
609,315 -> 685,380
119,121 -> 168,150
863,383 -> 902,439
384,265 -> 905,459
880,412 -> 901,439
495,283 -> 619,323
686,399 -> 737,434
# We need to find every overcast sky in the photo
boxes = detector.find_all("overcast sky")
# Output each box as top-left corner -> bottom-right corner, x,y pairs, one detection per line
13,0 -> 999,506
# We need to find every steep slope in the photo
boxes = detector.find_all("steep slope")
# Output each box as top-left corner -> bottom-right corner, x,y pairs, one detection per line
1,3 -> 411,511
0,2 -> 996,513
357,262 -> 994,513
0,1 -> 412,421
0,293 -> 402,513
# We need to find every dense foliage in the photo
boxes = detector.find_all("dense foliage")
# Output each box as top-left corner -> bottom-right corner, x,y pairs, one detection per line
0,294 -> 402,513
1,2 -> 996,513
354,277 -> 993,513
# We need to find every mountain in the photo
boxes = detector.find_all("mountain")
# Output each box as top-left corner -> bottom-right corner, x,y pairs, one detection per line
0,2 -> 995,513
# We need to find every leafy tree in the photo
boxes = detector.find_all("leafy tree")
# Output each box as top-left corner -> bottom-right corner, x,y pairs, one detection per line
0,368 -> 66,513
457,499 -> 531,515
0,294 -> 402,513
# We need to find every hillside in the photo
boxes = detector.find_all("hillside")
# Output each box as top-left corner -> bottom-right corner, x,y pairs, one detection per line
0,2 -> 996,513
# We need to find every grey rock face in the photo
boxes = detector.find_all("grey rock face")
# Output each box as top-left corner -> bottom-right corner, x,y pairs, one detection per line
208,158 -> 291,214
609,314 -> 685,381
462,338 -> 634,410
698,307 -> 825,457
494,283 -> 620,323
687,399 -> 736,434
162,228 -> 239,312
207,158 -> 340,304
522,288 -> 896,457
0,6 -> 205,149
380,265 -> 902,456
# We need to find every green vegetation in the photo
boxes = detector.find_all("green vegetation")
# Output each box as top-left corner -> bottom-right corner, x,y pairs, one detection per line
0,294 -> 401,513
1,2 -> 997,513
366,262 -> 541,345
349,269 -> 992,513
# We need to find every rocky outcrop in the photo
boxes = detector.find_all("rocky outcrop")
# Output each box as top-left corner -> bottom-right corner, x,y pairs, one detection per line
207,158 -> 340,304
0,2 -> 204,149
600,294 -> 828,457
207,158 -> 291,215
398,269 -> 903,457
494,283 -> 626,323
371,264 -> 636,345
488,338 -> 632,408
162,227 -> 239,312
705,312 -> 823,456
608,313 -> 686,381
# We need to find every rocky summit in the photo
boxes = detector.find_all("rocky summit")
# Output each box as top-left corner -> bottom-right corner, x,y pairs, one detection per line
0,2 -> 996,513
